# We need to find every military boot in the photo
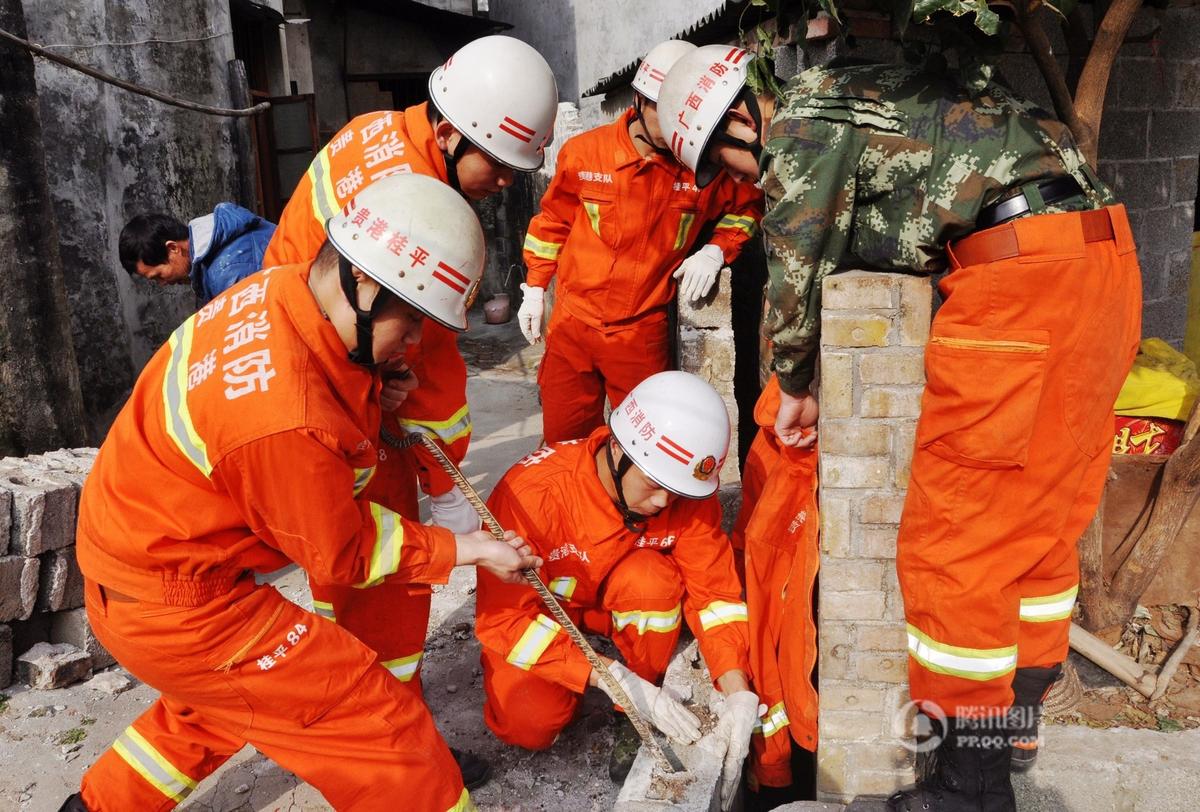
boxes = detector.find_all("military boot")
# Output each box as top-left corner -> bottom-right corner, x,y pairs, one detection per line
887,716 -> 1016,812
608,712 -> 642,783
1008,664 -> 1062,772
57,794 -> 88,812
450,747 -> 493,790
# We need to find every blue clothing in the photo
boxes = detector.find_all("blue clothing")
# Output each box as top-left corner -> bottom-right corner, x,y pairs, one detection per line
188,203 -> 276,303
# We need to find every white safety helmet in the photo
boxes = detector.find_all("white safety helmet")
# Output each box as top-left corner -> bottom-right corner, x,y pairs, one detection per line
325,173 -> 485,333
631,40 -> 697,103
610,371 -> 730,499
657,43 -> 752,187
428,35 -> 559,172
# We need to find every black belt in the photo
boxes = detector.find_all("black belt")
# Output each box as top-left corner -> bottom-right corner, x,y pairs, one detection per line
975,176 -> 1084,230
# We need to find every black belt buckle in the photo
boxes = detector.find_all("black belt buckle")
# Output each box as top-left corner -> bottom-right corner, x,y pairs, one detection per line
976,176 -> 1084,230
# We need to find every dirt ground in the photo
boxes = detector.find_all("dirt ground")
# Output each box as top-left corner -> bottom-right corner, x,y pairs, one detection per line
0,315 -> 639,811
1048,605 -> 1200,734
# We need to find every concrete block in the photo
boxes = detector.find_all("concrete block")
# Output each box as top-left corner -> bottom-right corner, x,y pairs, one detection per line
853,651 -> 908,684
819,421 -> 890,456
821,494 -> 852,557
823,591 -> 886,621
716,484 -> 742,536
1098,110 -> 1149,161
860,494 -> 905,525
897,276 -> 932,346
859,527 -> 898,559
856,624 -> 908,652
847,743 -> 915,775
0,624 -> 11,690
0,556 -> 41,622
820,353 -> 854,418
9,613 -> 51,657
1111,159 -> 1172,210
822,314 -> 891,349
815,742 -> 850,802
820,682 -> 887,713
1115,58 -> 1171,110
861,387 -> 923,418
0,484 -> 10,557
51,607 -> 115,670
822,559 -> 885,592
824,272 -> 895,311
0,469 -> 78,557
846,770 -> 910,797
894,423 -> 917,488
821,455 -> 889,489
1174,156 -> 1199,206
820,710 -> 885,741
15,641 -> 92,689
37,545 -> 84,612
1177,61 -> 1200,109
858,352 -> 924,385
821,625 -> 854,680
28,448 -> 96,488
677,267 -> 732,330
1150,110 -> 1200,158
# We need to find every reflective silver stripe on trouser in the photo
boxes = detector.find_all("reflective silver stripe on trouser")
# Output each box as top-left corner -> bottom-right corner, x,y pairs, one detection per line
112,725 -> 198,802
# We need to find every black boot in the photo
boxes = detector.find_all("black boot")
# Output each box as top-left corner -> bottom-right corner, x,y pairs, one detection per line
450,747 -> 493,790
886,716 -> 1016,812
57,794 -> 88,812
1008,664 -> 1061,773
608,712 -> 641,783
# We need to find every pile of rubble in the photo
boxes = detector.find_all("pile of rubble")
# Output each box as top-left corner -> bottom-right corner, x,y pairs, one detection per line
0,449 -> 111,691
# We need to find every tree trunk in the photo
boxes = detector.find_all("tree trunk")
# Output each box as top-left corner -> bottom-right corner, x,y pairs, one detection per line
1078,476 -> 1111,631
1016,6 -> 1093,154
1073,0 -> 1144,167
0,0 -> 88,455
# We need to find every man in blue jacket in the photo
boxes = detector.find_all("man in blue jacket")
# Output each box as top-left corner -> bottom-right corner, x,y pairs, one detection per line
118,203 -> 276,303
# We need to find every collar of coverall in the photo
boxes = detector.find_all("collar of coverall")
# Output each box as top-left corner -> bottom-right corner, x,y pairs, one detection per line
614,107 -> 680,172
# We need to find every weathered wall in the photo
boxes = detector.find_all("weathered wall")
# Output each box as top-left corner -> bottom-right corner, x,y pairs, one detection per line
21,0 -> 241,438
816,271 -> 930,801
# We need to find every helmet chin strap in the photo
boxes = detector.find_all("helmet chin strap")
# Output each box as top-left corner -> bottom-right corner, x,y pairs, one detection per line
442,130 -> 473,197
604,441 -> 649,535
631,95 -> 673,156
338,253 -> 389,367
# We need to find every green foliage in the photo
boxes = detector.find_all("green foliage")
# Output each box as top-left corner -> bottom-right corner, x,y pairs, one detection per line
912,0 -> 1001,35
0,693 -> 9,715
56,727 -> 89,746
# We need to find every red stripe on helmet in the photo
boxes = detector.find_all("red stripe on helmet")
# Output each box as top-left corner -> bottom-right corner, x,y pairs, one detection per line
432,270 -> 467,295
436,261 -> 471,286
503,116 -> 536,135
498,122 -> 533,143
726,47 -> 748,64
656,435 -> 694,464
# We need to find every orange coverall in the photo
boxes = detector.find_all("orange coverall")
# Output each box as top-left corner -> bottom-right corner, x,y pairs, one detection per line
899,206 -> 1142,716
263,104 -> 469,690
75,268 -> 471,811
523,108 -> 763,443
731,376 -> 819,789
475,429 -> 751,749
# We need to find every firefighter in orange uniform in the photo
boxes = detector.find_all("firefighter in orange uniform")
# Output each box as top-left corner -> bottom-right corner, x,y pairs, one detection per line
731,375 -> 820,804
261,35 -> 558,786
517,41 -> 763,444
476,371 -> 760,810
60,175 -> 540,812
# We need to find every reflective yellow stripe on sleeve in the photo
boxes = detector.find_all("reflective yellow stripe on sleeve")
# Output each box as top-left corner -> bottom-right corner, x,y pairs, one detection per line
311,600 -> 336,622
714,213 -> 757,236
445,787 -> 476,812
907,624 -> 1018,681
1019,585 -> 1078,623
357,502 -> 405,588
611,605 -> 682,635
698,600 -> 748,631
381,651 -> 423,682
112,725 -> 198,803
548,577 -> 577,601
398,403 -> 472,446
673,212 -> 696,250
161,318 -> 212,477
352,465 -> 376,497
523,233 -> 563,260
506,614 -> 562,670
758,702 -> 789,738
307,148 -> 339,225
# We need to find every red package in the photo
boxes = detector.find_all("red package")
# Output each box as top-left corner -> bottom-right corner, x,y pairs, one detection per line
1112,416 -> 1185,455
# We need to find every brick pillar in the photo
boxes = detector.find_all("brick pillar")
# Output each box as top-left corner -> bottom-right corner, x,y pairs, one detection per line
816,271 -> 931,801
679,268 -> 739,485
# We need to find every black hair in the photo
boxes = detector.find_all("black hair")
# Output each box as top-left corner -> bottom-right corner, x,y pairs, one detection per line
118,213 -> 188,275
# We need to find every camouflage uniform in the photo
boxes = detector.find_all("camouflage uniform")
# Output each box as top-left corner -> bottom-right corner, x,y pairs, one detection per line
760,63 -> 1113,395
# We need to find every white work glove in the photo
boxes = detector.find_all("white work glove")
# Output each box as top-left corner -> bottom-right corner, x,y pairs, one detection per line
672,243 -> 724,303
598,661 -> 701,744
517,283 -> 545,344
716,691 -> 764,811
430,488 -> 481,534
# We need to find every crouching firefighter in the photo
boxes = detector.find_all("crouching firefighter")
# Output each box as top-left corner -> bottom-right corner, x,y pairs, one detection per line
61,174 -> 540,812
475,371 -> 761,810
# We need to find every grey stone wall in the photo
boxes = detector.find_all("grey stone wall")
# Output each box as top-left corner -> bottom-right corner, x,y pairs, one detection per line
21,0 -> 242,438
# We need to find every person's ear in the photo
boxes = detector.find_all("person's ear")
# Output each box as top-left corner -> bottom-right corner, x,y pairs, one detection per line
434,120 -> 459,152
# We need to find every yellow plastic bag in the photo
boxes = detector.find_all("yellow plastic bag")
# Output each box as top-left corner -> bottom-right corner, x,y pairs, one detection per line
1113,338 -> 1199,421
